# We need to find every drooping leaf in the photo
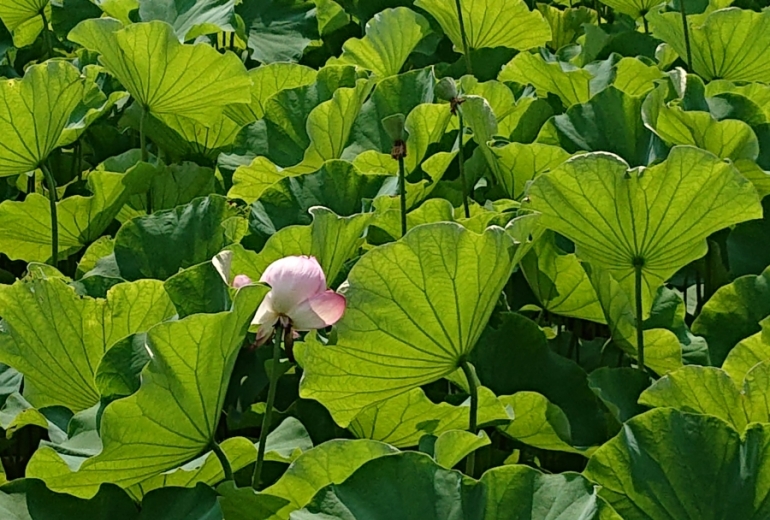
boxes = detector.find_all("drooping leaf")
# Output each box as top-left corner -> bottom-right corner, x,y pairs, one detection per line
600,0 -> 664,19
0,277 -> 174,411
138,0 -> 236,41
584,408 -> 770,520
69,19 -> 251,122
0,0 -> 48,47
692,266 -> 770,366
0,61 -> 85,177
648,7 -> 770,82
433,430 -> 490,469
722,319 -> 770,384
525,146 -> 762,317
25,285 -> 268,498
587,367 -> 651,423
298,223 -> 522,426
414,0 -> 551,53
329,7 -> 432,78
237,0 -> 319,64
499,52 -> 592,107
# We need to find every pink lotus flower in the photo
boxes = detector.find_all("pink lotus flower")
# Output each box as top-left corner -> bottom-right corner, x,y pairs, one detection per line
253,256 -> 346,346
213,252 -> 346,347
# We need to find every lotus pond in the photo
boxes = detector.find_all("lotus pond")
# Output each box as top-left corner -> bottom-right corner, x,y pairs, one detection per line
0,0 -> 768,518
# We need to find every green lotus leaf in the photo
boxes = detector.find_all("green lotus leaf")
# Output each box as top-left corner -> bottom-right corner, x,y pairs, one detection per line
458,76 -> 517,128
433,430 -> 490,469
706,80 -> 770,120
138,0 -> 236,41
612,57 -> 665,97
223,207 -> 372,287
114,195 -> 236,281
0,0 -> 49,46
489,142 -> 571,200
525,146 -> 762,317
164,260 -> 230,318
537,86 -> 660,167
648,7 -> 770,82
645,105 -> 759,161
349,386 -> 510,448
218,439 -> 398,520
228,62 -> 317,122
538,5 -> 597,51
0,166 -> 153,264
237,0 -> 318,64
723,318 -> 770,384
692,266 -> 770,366
600,0 -> 664,18
0,61 -> 85,177
414,0 -> 551,52
473,312 -> 607,446
520,230 -> 605,322
296,452 -> 620,519
584,408 -> 770,519
25,285 -> 268,498
0,277 -> 174,411
298,223 -> 521,426
499,52 -> 592,107
0,392 -> 67,442
639,363 -> 770,430
497,392 -> 591,456
587,367 -> 651,423
329,7 -> 432,78
69,19 -> 251,123
95,334 -> 152,399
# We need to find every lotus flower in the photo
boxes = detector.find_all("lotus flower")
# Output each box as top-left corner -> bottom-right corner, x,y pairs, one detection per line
213,252 -> 346,347
253,255 -> 346,344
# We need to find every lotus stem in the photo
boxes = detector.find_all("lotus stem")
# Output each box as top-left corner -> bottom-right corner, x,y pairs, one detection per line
453,0 -> 473,75
41,162 -> 58,266
253,324 -> 284,489
642,15 -> 649,34
679,0 -> 693,71
139,105 -> 153,214
211,441 -> 233,482
398,155 -> 407,237
457,112 -> 471,218
459,358 -> 478,476
27,173 -> 35,194
634,262 -> 645,372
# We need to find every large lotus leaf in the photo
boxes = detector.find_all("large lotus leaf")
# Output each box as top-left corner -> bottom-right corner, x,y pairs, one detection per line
0,392 -> 67,443
706,81 -> 770,120
648,7 -> 770,83
138,0 -> 236,41
217,439 -> 398,520
0,166 -> 153,264
433,430 -> 490,469
245,160 -> 390,247
584,408 -> 770,520
585,265 -> 683,374
723,320 -> 770,385
296,452 -> 619,519
223,207 -> 372,287
237,0 -> 318,64
414,0 -> 550,52
349,386 -> 510,448
472,312 -> 607,446
232,63 -> 317,122
646,106 -> 759,161
538,86 -> 659,167
525,146 -> 762,318
0,277 -> 174,411
640,362 -> 770,430
520,231 -> 605,323
587,367 -> 650,424
298,223 -> 520,426
0,61 -> 85,176
538,5 -> 597,51
489,142 -> 571,200
329,7 -> 432,78
601,0 -> 664,18
114,195 -> 236,281
612,57 -> 665,97
69,19 -> 251,122
499,52 -> 592,107
692,266 -> 770,366
25,285 -> 267,498
0,0 -> 48,46
156,112 -> 244,158
727,198 -> 770,278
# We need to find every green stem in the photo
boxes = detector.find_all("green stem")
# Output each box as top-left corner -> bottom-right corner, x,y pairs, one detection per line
253,324 -> 283,489
457,112 -> 470,219
634,263 -> 645,372
41,162 -> 58,266
679,0 -> 693,71
453,0 -> 473,75
211,441 -> 233,482
398,154 -> 407,238
459,359 -> 478,476
27,173 -> 35,194
642,15 -> 649,34
40,10 -> 51,59
139,106 -> 153,214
